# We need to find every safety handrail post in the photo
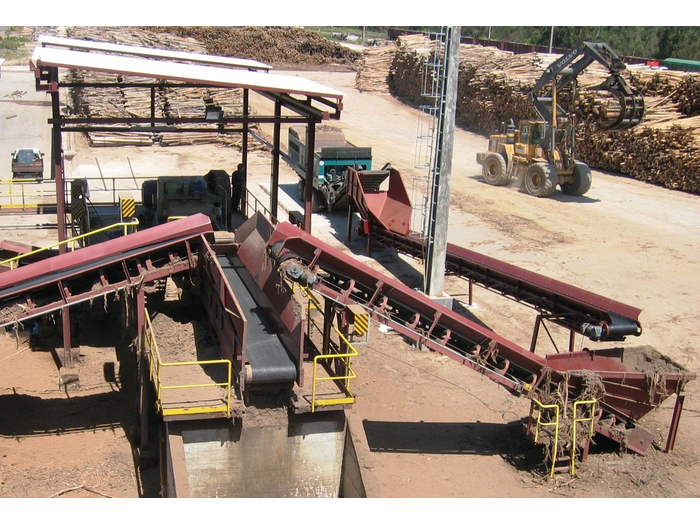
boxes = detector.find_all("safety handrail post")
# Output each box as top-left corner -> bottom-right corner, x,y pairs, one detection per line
143,307 -> 232,418
531,398 -> 560,478
571,399 -> 597,476
303,286 -> 358,412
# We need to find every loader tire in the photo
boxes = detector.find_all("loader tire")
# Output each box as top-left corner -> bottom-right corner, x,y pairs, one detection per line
523,162 -> 557,197
296,180 -> 305,202
561,162 -> 593,196
311,189 -> 322,213
482,153 -> 509,186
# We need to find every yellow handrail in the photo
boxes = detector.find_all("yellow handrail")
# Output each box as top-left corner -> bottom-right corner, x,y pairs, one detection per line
531,398 -> 560,478
311,335 -> 358,412
143,308 -> 232,418
301,286 -> 358,412
0,179 -> 56,210
0,219 -> 139,269
571,399 -> 597,476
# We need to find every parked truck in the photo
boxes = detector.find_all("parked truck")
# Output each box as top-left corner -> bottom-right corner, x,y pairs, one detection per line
287,125 -> 373,212
11,148 -> 44,181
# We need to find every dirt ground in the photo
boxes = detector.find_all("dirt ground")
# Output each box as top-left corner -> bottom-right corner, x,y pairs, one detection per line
1,56 -> 700,505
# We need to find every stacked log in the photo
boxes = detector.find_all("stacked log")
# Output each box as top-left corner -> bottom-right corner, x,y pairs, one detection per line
54,27 -> 254,148
361,37 -> 700,194
387,35 -> 436,103
354,41 -> 398,93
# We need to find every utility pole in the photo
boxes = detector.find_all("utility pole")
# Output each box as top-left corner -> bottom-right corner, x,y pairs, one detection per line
549,27 -> 555,53
425,26 -> 460,298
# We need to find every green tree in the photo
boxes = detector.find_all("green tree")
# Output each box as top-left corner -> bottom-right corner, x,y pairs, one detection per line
657,27 -> 700,60
395,26 -> 700,61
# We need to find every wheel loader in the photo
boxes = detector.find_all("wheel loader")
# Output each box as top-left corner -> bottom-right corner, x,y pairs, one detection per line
477,42 -> 645,197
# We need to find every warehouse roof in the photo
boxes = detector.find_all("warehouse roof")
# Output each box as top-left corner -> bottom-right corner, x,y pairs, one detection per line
37,35 -> 273,71
31,44 -> 345,101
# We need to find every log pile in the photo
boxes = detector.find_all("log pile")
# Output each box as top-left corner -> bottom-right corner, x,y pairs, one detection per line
48,27 -> 256,148
354,41 -> 398,93
358,35 -> 700,194
43,26 -> 363,149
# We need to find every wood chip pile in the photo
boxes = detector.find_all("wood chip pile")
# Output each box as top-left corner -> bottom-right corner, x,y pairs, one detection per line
357,34 -> 700,193
144,26 -> 361,65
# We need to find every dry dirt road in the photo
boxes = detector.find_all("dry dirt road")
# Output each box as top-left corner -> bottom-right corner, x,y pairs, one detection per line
1,63 -> 699,503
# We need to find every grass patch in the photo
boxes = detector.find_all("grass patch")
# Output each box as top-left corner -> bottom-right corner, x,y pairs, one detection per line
0,28 -> 32,62
305,27 -> 389,43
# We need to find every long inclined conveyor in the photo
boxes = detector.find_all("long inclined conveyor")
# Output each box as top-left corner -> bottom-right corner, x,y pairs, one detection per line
267,166 -> 695,455
0,214 -> 214,329
266,218 -> 694,454
346,167 -> 642,343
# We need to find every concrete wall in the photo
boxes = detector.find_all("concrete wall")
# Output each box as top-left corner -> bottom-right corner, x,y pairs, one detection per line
166,410 -> 350,497
339,420 -> 366,498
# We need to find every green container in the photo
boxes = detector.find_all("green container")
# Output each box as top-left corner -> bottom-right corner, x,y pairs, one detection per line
662,58 -> 700,72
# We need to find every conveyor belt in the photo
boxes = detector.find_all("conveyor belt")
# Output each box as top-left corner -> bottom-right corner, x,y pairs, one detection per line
216,254 -> 296,385
346,167 -> 642,341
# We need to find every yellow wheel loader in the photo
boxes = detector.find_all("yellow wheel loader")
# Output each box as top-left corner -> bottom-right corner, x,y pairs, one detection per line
477,42 -> 645,197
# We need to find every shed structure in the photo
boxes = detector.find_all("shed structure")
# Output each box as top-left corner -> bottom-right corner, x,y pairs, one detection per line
30,34 -> 344,365
31,34 -> 344,242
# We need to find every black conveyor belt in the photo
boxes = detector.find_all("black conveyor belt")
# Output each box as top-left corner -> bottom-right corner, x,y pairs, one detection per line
217,254 -> 297,384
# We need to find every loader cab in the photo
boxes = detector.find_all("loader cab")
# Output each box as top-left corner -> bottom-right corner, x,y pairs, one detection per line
515,121 -> 548,158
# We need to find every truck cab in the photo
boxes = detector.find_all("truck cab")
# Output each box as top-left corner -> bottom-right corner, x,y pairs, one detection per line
11,148 -> 44,182
288,126 -> 372,212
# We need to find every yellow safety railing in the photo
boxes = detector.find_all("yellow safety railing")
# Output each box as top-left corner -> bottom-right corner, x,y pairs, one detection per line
531,397 -> 598,477
0,178 -> 56,210
531,398 -> 560,478
571,399 -> 597,476
0,220 -> 139,270
301,286 -> 358,412
143,308 -> 232,418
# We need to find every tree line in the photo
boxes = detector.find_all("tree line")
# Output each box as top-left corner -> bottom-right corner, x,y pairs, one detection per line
378,27 -> 700,62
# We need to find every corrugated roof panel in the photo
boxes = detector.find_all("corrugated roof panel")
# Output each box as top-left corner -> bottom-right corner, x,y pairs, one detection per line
38,35 -> 273,71
32,46 -> 345,100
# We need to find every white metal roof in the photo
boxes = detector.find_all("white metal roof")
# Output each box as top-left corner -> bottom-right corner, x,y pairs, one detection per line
31,46 -> 345,101
38,35 -> 272,71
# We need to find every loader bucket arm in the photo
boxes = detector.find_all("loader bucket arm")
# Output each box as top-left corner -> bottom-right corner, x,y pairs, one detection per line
529,42 -> 645,131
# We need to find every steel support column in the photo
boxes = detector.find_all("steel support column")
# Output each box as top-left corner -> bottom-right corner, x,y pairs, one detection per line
665,394 -> 686,453
136,288 -> 148,449
242,89 -> 249,215
49,67 -> 67,251
61,307 -> 72,368
271,98 -> 281,220
304,122 -> 315,233
322,296 -> 333,356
